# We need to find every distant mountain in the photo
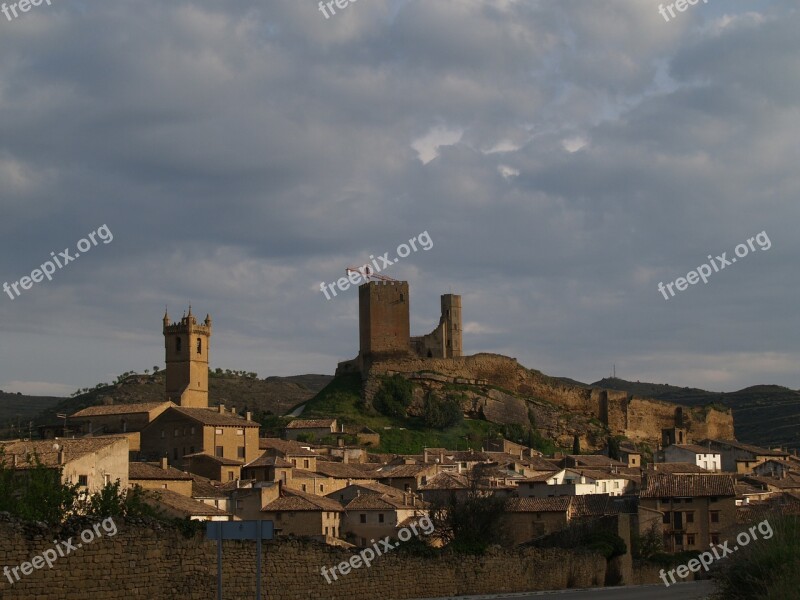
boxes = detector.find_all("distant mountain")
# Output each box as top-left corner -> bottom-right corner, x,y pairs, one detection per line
594,378 -> 800,451
0,392 -> 64,436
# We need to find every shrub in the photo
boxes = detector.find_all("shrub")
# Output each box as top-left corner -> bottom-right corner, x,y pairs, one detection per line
422,392 -> 463,429
373,375 -> 414,418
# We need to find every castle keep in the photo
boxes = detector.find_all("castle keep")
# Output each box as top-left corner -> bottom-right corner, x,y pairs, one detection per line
339,281 -> 462,373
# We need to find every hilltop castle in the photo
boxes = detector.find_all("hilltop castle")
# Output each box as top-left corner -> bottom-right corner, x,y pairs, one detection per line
337,280 -> 462,374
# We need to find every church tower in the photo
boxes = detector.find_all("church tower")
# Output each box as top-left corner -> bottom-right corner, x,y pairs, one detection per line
163,306 -> 211,408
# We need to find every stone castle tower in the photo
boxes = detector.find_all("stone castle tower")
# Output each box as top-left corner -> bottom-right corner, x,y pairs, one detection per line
439,293 -> 462,358
359,281 -> 411,360
163,306 -> 211,408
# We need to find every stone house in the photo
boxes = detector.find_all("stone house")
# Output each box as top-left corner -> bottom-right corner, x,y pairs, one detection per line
241,453 -> 294,483
284,419 -> 338,441
140,405 -> 260,471
340,493 -> 428,547
503,494 -> 617,545
261,487 -> 344,540
0,437 -> 129,493
147,488 -> 232,521
129,458 -> 193,496
184,452 -> 242,482
68,401 -> 174,455
639,473 -> 736,552
259,438 -> 319,470
375,462 -> 440,493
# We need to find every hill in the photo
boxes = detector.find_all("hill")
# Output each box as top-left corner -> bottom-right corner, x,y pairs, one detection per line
0,392 -> 63,437
593,378 -> 800,450
30,370 -> 333,429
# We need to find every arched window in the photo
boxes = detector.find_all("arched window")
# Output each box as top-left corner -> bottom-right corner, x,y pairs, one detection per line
196,337 -> 202,354
175,337 -> 182,353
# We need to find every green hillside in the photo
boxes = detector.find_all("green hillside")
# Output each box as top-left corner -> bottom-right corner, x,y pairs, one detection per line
0,392 -> 63,437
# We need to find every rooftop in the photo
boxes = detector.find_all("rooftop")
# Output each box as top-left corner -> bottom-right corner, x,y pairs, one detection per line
641,474 -> 736,498
129,461 -> 193,481
70,401 -> 173,418
285,419 -> 336,429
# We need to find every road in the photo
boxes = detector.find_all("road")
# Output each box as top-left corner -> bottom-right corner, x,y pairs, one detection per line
415,581 -> 714,600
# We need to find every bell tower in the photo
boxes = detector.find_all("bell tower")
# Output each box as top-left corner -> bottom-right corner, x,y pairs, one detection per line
163,306 -> 211,408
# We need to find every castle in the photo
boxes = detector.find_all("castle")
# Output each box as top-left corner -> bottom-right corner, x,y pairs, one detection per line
337,280 -> 462,374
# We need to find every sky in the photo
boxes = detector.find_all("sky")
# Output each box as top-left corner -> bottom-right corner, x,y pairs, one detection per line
1,0 -> 798,397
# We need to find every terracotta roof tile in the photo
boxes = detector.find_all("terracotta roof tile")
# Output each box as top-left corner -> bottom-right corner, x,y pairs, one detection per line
129,462 -> 192,480
71,401 -> 173,418
641,474 -> 735,498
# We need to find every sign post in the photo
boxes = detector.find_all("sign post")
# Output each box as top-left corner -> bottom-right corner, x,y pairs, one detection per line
207,520 -> 275,600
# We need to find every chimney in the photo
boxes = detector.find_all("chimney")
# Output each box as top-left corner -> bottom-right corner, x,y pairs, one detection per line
338,438 -> 344,448
246,412 -> 252,422
218,404 -> 225,414
343,451 -> 349,464
439,450 -> 444,464
58,449 -> 66,465
12,454 -> 18,468
423,449 -> 429,463
161,457 -> 169,470
231,406 -> 236,415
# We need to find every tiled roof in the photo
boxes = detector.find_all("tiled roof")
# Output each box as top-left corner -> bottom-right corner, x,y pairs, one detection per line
641,474 -> 736,498
285,419 -> 336,429
376,463 -> 436,478
570,494 -> 613,518
170,407 -> 259,428
191,475 -> 226,498
670,444 -> 718,454
505,497 -> 571,512
419,472 -> 469,490
564,455 -> 627,468
702,439 -> 789,457
71,401 -> 173,418
243,452 -> 293,469
262,487 -> 343,512
148,488 -> 231,517
259,438 -> 318,456
0,437 -> 125,469
129,462 -> 192,481
314,461 -> 374,479
328,482 -> 406,498
647,463 -> 710,474
184,452 -> 243,466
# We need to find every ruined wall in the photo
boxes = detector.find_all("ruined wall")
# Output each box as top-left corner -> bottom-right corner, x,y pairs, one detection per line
365,354 -> 734,445
0,520 -> 606,600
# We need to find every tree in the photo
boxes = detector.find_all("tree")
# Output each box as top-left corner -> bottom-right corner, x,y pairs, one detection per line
572,434 -> 581,455
153,366 -> 159,373
422,392 -> 463,429
607,436 -> 621,461
428,464 -> 509,554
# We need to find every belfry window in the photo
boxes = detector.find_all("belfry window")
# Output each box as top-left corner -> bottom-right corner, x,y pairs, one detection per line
196,337 -> 202,354
175,337 -> 182,353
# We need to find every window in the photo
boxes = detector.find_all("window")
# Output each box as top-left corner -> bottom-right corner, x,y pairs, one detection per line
673,498 -> 681,504
236,429 -> 244,436
614,481 -> 619,489
162,484 -> 167,489
319,484 -> 324,493
215,446 -> 224,457
710,496 -> 718,503
404,484 -> 411,492
238,447 -> 245,459
304,459 -> 310,469
191,427 -> 195,435
275,512 -> 282,520
710,511 -> 720,523
161,430 -> 165,439
228,472 -> 235,481
711,533 -> 720,545
301,484 -> 307,492
196,338 -> 202,354
325,527 -> 329,535
686,512 -> 694,524
687,534 -> 696,546
175,337 -> 181,353
674,533 -> 683,546
174,429 -> 179,437
378,513 -> 385,523
78,475 -> 88,487
236,500 -> 242,509
360,514 -> 367,524
662,512 -> 671,524
215,428 -> 223,435
685,498 -> 693,503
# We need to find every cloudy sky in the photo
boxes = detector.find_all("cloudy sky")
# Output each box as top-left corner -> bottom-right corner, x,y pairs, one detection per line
1,0 -> 798,397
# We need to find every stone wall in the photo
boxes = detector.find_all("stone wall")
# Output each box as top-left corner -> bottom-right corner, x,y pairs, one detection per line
0,520 -> 607,600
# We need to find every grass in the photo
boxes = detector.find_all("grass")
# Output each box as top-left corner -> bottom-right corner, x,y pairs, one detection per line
300,374 -> 536,454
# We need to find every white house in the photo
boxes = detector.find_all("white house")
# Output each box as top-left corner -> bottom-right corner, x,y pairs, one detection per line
516,468 -> 632,497
663,444 -> 722,472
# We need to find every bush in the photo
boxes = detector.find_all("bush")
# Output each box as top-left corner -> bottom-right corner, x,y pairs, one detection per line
373,375 -> 414,418
423,392 -> 463,429
713,515 -> 800,599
